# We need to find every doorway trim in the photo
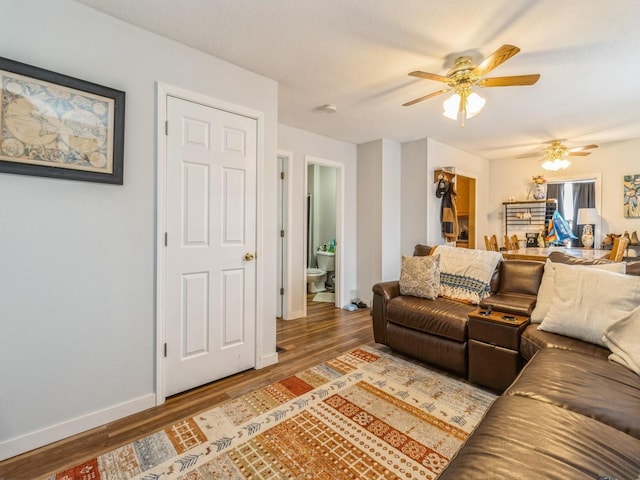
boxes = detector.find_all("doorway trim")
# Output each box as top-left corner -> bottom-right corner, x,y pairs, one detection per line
304,155 -> 344,315
155,82 -> 266,405
277,150 -> 294,319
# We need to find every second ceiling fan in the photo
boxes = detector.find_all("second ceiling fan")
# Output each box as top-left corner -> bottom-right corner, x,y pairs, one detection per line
517,139 -> 599,171
404,45 -> 540,125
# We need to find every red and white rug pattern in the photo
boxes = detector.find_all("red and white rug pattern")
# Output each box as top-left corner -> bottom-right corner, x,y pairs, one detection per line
46,347 -> 496,480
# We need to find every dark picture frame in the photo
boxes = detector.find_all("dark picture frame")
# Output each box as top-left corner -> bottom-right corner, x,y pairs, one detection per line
0,56 -> 125,184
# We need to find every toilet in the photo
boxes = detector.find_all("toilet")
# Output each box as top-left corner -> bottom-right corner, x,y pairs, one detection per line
306,250 -> 335,293
306,268 -> 327,293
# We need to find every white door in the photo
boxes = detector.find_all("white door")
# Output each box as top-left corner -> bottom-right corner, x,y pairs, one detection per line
164,96 -> 257,396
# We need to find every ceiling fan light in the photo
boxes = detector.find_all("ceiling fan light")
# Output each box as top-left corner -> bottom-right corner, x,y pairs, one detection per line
442,92 -> 486,120
466,92 -> 486,117
443,94 -> 460,120
541,157 -> 572,171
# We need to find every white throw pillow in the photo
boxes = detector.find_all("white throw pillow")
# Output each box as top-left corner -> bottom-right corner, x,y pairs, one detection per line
603,305 -> 640,375
538,263 -> 640,346
530,259 -> 627,324
399,254 -> 440,299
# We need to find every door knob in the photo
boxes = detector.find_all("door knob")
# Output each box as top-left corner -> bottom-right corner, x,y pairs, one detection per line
244,252 -> 255,261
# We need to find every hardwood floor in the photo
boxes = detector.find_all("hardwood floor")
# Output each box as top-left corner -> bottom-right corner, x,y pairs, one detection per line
0,298 -> 374,480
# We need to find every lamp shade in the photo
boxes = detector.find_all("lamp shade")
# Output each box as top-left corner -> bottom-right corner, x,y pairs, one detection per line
443,92 -> 485,120
541,158 -> 571,171
577,208 -> 599,225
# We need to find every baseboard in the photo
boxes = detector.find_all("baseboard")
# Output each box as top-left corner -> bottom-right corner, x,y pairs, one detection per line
284,310 -> 305,320
0,393 -> 155,461
257,351 -> 278,369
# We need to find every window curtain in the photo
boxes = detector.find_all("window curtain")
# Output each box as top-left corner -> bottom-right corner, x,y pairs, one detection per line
572,182 -> 596,246
546,183 -> 565,219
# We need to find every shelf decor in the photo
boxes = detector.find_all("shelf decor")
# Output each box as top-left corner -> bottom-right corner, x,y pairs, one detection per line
532,175 -> 547,200
0,56 -> 125,184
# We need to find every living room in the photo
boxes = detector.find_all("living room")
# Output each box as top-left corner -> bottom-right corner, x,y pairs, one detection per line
1,0 -> 639,477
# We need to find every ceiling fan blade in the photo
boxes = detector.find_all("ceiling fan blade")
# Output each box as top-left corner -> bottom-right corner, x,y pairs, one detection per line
568,151 -> 591,157
402,88 -> 450,106
569,144 -> 599,152
479,74 -> 540,87
472,44 -> 520,77
408,71 -> 451,83
516,152 -> 544,159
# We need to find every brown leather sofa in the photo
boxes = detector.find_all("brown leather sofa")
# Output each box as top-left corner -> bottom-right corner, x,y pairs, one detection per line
439,347 -> 640,479
440,251 -> 640,478
373,247 -> 640,478
371,244 -> 544,378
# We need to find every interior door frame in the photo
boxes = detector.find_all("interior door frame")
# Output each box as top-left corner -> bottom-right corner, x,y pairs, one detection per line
155,82 -> 265,405
277,151 -> 294,319
303,155 -> 344,315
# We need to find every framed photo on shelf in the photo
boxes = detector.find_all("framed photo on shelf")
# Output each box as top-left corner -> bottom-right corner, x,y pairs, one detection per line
525,232 -> 539,247
0,56 -> 125,184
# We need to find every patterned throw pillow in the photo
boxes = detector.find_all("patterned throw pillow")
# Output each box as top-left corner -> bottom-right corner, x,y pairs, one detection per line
399,254 -> 440,299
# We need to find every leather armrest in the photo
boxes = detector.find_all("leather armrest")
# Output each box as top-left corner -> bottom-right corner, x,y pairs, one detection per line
372,281 -> 400,301
480,293 -> 537,316
372,281 -> 401,344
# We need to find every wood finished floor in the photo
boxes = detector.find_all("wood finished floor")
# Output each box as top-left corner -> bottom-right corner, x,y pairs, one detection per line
0,297 -> 375,480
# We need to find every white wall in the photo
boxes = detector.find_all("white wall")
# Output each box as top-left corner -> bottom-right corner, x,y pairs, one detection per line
488,138 -> 640,248
356,140 -> 383,304
356,139 -> 402,305
0,0 -> 278,459
278,125 -> 357,317
381,140 -> 402,280
401,139 -> 429,255
317,165 -> 337,253
426,139 -> 491,247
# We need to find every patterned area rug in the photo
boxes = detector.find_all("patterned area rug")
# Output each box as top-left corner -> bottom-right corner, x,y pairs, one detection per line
47,346 -> 496,480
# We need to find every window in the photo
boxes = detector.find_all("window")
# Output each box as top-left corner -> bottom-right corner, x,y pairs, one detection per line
547,179 -> 596,246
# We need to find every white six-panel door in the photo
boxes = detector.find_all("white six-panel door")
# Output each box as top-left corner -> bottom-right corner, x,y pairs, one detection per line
164,95 -> 257,396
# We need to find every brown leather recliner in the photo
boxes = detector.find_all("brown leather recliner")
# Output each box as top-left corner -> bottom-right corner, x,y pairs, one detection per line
371,245 -> 544,377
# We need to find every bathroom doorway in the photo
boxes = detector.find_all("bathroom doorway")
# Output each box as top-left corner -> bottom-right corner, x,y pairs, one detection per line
304,156 -> 343,315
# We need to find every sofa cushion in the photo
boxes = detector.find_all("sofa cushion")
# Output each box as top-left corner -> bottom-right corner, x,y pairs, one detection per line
506,348 -> 640,439
398,254 -> 440,299
412,244 -> 433,256
520,324 -> 610,360
438,395 -> 640,480
386,296 -> 473,342
538,263 -> 640,346
603,305 -> 640,375
530,258 -> 627,324
496,259 -> 544,296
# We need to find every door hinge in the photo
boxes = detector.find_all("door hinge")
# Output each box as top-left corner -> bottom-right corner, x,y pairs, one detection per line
280,171 -> 285,180
280,229 -> 285,238
164,232 -> 168,246
165,121 -> 168,135
164,343 -> 167,357
280,287 -> 284,295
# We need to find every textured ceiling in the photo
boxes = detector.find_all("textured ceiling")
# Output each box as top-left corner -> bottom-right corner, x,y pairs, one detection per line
73,0 -> 640,159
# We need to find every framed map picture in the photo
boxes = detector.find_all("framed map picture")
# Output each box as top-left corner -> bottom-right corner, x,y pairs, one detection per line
0,56 -> 125,184
624,174 -> 640,218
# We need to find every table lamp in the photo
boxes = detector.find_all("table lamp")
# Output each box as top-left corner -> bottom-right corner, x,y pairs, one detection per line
576,208 -> 599,248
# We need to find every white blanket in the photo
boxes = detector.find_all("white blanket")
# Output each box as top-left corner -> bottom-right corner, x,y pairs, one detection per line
603,305 -> 640,375
432,245 -> 503,304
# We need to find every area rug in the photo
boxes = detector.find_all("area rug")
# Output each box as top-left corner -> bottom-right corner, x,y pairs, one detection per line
312,292 -> 335,303
47,346 -> 496,480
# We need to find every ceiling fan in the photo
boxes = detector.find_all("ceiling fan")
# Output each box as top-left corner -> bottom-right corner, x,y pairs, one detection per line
517,139 -> 599,171
403,45 -> 540,125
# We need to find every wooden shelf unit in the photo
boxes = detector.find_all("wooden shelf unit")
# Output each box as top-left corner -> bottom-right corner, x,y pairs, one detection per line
503,199 -> 557,237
